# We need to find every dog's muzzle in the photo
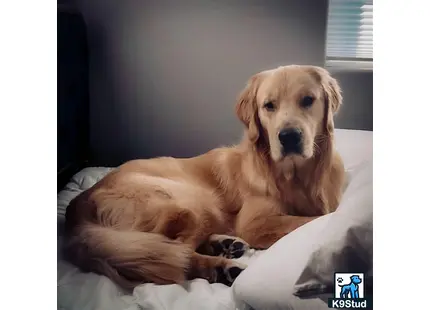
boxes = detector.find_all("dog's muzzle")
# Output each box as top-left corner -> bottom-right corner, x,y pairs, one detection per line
278,127 -> 303,156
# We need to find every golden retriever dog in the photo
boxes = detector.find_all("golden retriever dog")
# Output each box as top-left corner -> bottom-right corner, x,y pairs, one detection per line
64,65 -> 345,289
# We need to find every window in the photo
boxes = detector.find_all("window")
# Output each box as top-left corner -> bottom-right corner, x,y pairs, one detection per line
325,0 -> 373,71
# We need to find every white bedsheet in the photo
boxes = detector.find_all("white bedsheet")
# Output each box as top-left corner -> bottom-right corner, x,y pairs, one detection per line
57,129 -> 372,310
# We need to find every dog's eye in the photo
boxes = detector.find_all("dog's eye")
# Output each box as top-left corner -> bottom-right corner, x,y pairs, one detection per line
301,96 -> 314,108
263,101 -> 275,111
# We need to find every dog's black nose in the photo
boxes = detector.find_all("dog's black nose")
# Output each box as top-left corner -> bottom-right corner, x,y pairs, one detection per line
278,128 -> 303,155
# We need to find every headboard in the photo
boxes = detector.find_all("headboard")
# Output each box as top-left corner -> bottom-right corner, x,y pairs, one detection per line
57,9 -> 91,192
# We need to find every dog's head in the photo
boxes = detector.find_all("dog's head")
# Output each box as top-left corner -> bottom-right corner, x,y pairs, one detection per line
236,65 -> 342,163
350,275 -> 362,285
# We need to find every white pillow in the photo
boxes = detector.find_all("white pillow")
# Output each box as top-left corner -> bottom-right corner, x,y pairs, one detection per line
232,161 -> 372,310
293,161 -> 373,297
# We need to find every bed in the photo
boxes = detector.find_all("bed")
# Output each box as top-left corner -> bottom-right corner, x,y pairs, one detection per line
57,128 -> 372,310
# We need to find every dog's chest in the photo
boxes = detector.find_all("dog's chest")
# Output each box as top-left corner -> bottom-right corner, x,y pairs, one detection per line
278,180 -> 325,216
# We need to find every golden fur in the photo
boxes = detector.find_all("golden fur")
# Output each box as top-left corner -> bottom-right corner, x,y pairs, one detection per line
64,65 -> 345,288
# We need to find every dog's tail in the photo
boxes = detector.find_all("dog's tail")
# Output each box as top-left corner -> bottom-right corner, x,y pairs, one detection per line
64,223 -> 193,289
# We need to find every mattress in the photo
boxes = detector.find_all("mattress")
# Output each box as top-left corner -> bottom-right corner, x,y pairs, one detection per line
57,129 -> 372,310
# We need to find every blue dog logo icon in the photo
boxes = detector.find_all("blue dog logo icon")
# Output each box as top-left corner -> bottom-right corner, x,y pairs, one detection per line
338,275 -> 362,299
329,273 -> 369,308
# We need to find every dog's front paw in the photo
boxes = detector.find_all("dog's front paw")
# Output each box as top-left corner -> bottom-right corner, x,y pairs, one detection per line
207,234 -> 250,259
214,261 -> 247,286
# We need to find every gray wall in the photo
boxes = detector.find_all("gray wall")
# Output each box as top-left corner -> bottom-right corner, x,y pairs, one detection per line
333,71 -> 373,131
74,0 -> 372,166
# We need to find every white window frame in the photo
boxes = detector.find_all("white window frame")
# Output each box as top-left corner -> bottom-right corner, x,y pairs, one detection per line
325,0 -> 373,72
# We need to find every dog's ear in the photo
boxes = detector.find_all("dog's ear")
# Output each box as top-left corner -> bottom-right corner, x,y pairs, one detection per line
322,71 -> 342,116
308,66 -> 343,134
307,67 -> 343,212
323,71 -> 342,135
235,72 -> 265,143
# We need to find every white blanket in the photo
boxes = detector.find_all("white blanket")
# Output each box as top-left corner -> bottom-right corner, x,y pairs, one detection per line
57,129 -> 372,310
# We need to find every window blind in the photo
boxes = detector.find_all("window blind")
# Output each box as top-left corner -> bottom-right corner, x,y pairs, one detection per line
325,0 -> 373,70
